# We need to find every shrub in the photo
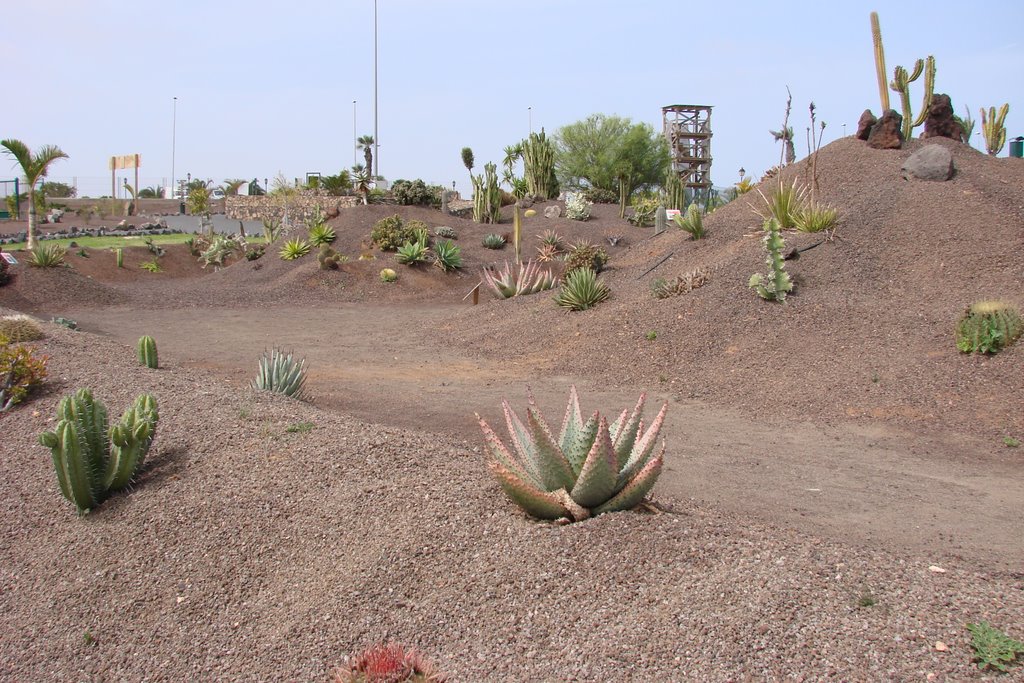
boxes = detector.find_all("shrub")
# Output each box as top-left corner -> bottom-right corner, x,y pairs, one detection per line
434,226 -> 457,240
279,238 -> 311,261
555,267 -> 610,311
564,240 -> 609,275
651,268 -> 710,299
581,187 -> 618,204
627,196 -> 659,227
482,260 -> 557,299
308,223 -> 337,246
749,218 -> 792,302
245,246 -> 265,261
333,642 -> 447,683
395,239 -> 429,266
0,315 -> 45,343
38,390 -> 158,513
432,239 -> 462,272
391,178 -> 442,207
966,621 -> 1023,672
956,301 -> 1023,354
482,233 -> 506,249
253,348 -> 309,400
793,201 -> 839,233
755,179 -> 805,229
379,268 -> 398,283
673,204 -> 706,239
200,235 -> 242,267
29,243 -> 66,268
371,214 -> 420,251
564,193 -> 593,221
140,260 -> 162,273
0,343 -> 48,411
477,386 -> 666,521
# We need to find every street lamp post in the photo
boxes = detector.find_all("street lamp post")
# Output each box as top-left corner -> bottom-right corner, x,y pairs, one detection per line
373,0 -> 379,179
528,106 -> 532,134
352,100 -> 357,168
171,96 -> 177,200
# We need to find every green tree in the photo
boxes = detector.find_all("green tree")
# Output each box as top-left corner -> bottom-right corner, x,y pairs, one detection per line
138,186 -> 165,199
553,114 -> 669,199
320,170 -> 352,196
461,147 -> 474,186
1,139 -> 69,249
40,181 -> 76,198
222,179 -> 246,196
357,135 -> 375,179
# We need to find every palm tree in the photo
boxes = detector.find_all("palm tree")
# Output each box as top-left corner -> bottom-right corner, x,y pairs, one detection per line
357,135 -> 375,179
222,179 -> 247,196
1,139 -> 69,250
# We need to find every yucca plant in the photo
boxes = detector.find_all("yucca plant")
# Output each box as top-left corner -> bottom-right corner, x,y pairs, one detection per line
308,223 -> 336,246
537,229 -> 564,250
734,177 -> 756,196
482,233 -> 506,249
482,260 -> 557,299
432,239 -> 462,272
755,178 -> 806,229
555,267 -> 610,311
279,238 -> 311,261
29,243 -> 66,268
253,348 -> 310,400
477,386 -> 667,522
672,204 -> 706,239
535,243 -> 560,263
793,201 -> 839,233
395,239 -> 429,266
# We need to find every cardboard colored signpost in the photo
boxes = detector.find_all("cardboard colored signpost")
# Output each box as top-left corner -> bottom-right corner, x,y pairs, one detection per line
109,154 -> 141,201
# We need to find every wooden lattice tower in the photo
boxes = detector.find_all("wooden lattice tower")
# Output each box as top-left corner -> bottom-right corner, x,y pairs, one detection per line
662,104 -> 713,197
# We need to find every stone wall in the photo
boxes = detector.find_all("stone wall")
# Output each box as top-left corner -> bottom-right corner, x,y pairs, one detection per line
226,194 -> 361,223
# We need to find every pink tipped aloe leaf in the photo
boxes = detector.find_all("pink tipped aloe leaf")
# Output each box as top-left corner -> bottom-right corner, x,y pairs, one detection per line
502,398 -> 547,486
594,447 -> 663,516
570,417 -> 619,508
489,460 -> 572,520
607,408 -> 628,444
477,414 -> 536,487
558,385 -> 584,456
567,411 -> 600,477
618,401 -> 668,487
611,392 -> 646,465
526,406 -> 576,491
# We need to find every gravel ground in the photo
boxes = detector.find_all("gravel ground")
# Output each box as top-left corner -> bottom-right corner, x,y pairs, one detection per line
2,321 -> 1023,681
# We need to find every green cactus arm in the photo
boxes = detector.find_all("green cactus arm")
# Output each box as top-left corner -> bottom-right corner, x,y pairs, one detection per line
593,449 -> 664,516
617,401 -> 668,487
557,385 -> 585,456
63,389 -> 110,477
611,393 -> 646,465
570,417 -> 619,508
489,460 -> 571,520
870,12 -> 889,111
137,335 -> 158,369
477,415 -> 536,487
42,420 -> 100,513
105,395 -> 158,491
912,57 -> 935,127
40,427 -> 73,502
908,58 -> 924,82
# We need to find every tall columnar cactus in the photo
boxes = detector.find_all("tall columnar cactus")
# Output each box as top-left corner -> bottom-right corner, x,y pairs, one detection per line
663,170 -> 686,212
39,389 -> 158,514
748,218 -> 793,302
521,129 -> 559,200
512,203 -> 522,264
476,387 -> 667,522
471,174 -> 485,223
654,205 -> 667,235
870,12 -> 890,112
114,247 -> 123,268
484,162 -> 501,224
137,335 -> 158,369
980,104 -> 1010,156
890,56 -> 935,139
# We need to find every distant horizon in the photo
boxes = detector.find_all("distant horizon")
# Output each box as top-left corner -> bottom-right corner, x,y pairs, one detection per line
3,1 -> 1021,199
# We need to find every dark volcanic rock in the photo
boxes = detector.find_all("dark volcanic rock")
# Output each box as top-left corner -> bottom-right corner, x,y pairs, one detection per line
867,109 -> 904,149
856,109 -> 878,140
920,93 -> 964,142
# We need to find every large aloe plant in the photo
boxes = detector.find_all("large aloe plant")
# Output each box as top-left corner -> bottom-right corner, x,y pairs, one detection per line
476,387 -> 667,522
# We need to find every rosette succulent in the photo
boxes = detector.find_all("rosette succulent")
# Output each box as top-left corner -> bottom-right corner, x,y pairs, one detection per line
477,386 -> 667,522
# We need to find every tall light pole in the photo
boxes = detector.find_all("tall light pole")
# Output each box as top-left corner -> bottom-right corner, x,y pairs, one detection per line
171,96 -> 177,199
528,106 -> 532,134
373,0 -> 379,179
352,100 -> 357,167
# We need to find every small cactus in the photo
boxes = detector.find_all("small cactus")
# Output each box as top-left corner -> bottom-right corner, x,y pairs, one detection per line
0,315 -> 45,343
749,218 -> 793,302
334,642 -> 447,683
318,243 -> 342,270
114,247 -> 123,268
956,300 -> 1023,354
137,335 -> 158,369
379,268 -> 398,283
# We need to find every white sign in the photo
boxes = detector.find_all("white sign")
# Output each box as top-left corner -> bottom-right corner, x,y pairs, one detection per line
1,252 -> 17,264
666,209 -> 681,220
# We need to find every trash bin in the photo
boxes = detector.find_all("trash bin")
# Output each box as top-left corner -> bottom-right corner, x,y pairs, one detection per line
179,202 -> 186,215
1010,136 -> 1024,159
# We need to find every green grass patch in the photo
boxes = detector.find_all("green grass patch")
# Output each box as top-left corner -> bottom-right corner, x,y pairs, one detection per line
3,233 -> 266,251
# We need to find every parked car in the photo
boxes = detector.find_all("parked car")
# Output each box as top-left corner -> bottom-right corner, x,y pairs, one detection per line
210,188 -> 226,200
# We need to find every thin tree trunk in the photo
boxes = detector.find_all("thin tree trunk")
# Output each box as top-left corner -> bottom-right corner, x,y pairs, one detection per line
26,188 -> 37,250
364,149 -> 373,179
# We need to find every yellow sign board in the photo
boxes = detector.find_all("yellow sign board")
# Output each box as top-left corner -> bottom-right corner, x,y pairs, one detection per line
109,154 -> 141,170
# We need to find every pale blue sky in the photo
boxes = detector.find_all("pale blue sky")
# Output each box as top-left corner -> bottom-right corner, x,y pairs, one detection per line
3,0 -> 1022,198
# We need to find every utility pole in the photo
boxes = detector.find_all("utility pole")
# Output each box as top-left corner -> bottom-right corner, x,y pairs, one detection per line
373,0 -> 379,179
171,96 -> 177,199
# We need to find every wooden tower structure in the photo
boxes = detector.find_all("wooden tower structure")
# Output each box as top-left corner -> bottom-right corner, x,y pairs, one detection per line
662,104 -> 713,197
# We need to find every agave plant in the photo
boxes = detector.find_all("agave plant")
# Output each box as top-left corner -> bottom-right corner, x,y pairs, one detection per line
555,267 -> 609,311
477,387 -> 667,522
395,239 -> 429,266
432,239 -> 462,272
29,243 -> 66,268
482,260 -> 557,299
253,348 -> 310,400
279,238 -> 311,261
481,233 -> 506,249
308,223 -> 337,246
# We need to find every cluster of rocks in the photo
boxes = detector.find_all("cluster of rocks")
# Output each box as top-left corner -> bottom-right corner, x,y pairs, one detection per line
855,93 -> 961,181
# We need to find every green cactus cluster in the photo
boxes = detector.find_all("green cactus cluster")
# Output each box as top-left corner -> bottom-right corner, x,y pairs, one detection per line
477,386 -> 667,522
890,55 -> 935,139
981,104 -> 1010,156
663,171 -> 687,212
137,335 -> 158,369
956,301 -> 1023,354
471,162 -> 502,224
521,129 -> 559,200
749,218 -> 793,302
0,315 -> 45,343
318,243 -> 343,270
39,389 -> 159,514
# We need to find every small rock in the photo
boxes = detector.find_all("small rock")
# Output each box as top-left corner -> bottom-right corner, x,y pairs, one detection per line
928,565 -> 946,574
901,144 -> 955,181
867,109 -> 904,149
543,205 -> 561,219
934,641 -> 948,652
856,109 -> 877,140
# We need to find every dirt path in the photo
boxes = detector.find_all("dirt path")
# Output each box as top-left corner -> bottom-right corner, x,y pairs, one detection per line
66,304 -> 1024,571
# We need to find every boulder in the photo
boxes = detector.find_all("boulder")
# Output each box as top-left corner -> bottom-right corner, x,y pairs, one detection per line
867,109 -> 904,149
920,93 -> 964,142
901,144 -> 955,181
543,205 -> 562,219
856,109 -> 877,140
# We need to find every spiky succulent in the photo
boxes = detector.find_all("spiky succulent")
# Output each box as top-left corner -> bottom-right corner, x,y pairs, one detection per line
29,243 -> 66,268
554,267 -> 610,311
279,238 -> 311,261
308,223 -> 337,246
535,243 -> 560,263
477,387 -> 666,522
0,315 -> 45,343
432,239 -> 462,272
253,348 -> 310,400
482,260 -> 557,299
395,239 -> 429,266
537,229 -> 564,250
956,300 -> 1023,354
334,642 -> 447,683
379,268 -> 398,283
434,226 -> 458,240
481,233 -> 506,250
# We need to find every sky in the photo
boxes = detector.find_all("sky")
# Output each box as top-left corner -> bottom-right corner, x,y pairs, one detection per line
3,0 -> 1022,198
